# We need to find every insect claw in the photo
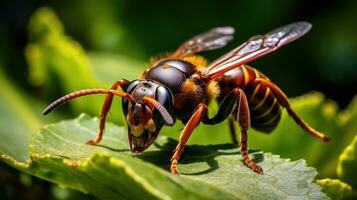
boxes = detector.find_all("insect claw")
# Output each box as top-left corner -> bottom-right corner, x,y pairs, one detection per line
323,136 -> 332,143
86,140 -> 98,145
252,164 -> 263,174
170,158 -> 180,175
171,168 -> 180,175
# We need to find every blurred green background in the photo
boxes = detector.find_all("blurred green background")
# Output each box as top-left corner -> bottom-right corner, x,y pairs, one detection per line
0,0 -> 356,199
2,0 -> 357,107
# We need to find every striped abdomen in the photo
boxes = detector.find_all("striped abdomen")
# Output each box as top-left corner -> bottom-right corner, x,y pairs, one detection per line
245,79 -> 281,133
216,65 -> 281,133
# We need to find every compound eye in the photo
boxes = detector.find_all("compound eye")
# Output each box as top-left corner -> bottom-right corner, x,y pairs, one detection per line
156,86 -> 173,113
122,80 -> 140,117
153,86 -> 174,125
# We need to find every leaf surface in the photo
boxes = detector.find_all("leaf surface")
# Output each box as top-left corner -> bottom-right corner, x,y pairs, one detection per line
337,135 -> 357,188
317,178 -> 352,200
0,68 -> 59,162
161,93 -> 357,178
23,114 -> 327,199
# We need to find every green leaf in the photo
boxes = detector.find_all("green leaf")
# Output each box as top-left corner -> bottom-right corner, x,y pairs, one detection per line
23,8 -> 357,180
249,93 -> 348,178
1,114 -> 327,199
317,178 -> 352,200
0,67 -> 96,199
161,93 -> 357,178
0,68 -> 59,162
24,8 -> 146,125
337,135 -> 357,188
25,7 -> 102,116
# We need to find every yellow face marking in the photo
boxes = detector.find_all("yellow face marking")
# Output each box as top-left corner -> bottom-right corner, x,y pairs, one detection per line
251,87 -> 270,111
241,65 -> 249,85
132,124 -> 144,137
127,115 -> 144,137
144,118 -> 156,133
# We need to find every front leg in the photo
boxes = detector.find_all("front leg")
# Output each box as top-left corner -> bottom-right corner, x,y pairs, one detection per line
87,79 -> 129,145
171,103 -> 207,175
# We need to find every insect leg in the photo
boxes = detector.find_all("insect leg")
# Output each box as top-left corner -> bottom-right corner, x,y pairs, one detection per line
236,88 -> 263,174
202,90 -> 239,144
171,103 -> 207,175
87,80 -> 129,145
228,119 -> 238,145
254,78 -> 331,143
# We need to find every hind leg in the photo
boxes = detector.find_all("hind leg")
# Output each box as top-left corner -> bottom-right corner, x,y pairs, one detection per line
254,78 -> 331,143
235,88 -> 263,174
228,118 -> 238,145
203,88 -> 262,173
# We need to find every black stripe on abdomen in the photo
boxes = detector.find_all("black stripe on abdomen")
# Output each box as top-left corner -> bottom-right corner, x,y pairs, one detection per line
245,82 -> 281,133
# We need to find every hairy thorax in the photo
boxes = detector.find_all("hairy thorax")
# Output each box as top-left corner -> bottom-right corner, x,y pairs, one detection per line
143,55 -> 217,123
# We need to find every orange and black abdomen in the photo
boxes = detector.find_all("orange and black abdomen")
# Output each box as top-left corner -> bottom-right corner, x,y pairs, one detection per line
245,79 -> 281,133
216,65 -> 281,133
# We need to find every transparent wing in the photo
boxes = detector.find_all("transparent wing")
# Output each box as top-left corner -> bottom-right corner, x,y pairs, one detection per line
202,22 -> 312,80
172,26 -> 235,58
